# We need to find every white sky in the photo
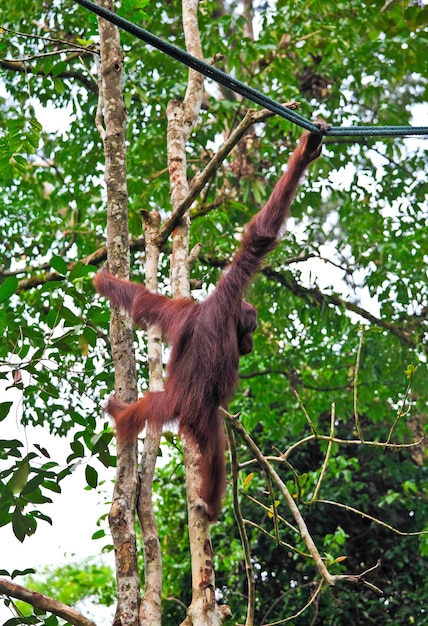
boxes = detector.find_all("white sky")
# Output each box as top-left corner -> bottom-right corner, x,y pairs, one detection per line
0,419 -> 113,575
0,381 -> 115,621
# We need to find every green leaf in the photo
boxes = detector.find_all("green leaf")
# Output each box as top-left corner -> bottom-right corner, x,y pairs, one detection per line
12,508 -> 37,542
9,460 -> 30,495
50,255 -> 69,275
67,439 -> 85,461
0,401 -> 13,421
0,276 -> 18,304
58,306 -> 81,325
9,154 -> 28,173
92,529 -> 106,539
11,568 -> 36,578
85,464 -> 98,488
76,37 -> 95,46
69,262 -> 96,281
42,480 -> 62,493
51,61 -> 68,77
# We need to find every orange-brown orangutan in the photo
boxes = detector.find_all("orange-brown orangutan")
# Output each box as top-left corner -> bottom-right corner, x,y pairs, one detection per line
94,124 -> 328,521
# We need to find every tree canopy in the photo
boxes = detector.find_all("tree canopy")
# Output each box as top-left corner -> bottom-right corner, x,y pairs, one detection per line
0,0 -> 427,624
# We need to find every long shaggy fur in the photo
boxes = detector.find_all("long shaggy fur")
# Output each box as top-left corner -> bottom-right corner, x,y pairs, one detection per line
93,127 -> 326,521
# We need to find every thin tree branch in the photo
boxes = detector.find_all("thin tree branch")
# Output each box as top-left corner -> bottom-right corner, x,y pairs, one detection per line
353,326 -> 365,442
262,579 -> 324,625
248,433 -> 425,467
226,421 -> 256,626
312,403 -> 335,501
0,59 -> 98,94
240,366 -> 373,394
2,48 -> 88,62
0,26 -> 98,55
315,500 -> 428,537
262,267 -> 423,349
224,411 -> 336,587
244,517 -> 307,556
0,578 -> 96,626
158,102 -> 299,244
14,237 -> 146,292
224,409 -> 425,598
243,490 -> 300,536
386,368 -> 414,445
293,389 -> 318,436
260,582 -> 317,625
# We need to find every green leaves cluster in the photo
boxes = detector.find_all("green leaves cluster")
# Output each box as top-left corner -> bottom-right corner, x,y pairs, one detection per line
0,443 -> 67,543
0,117 -> 42,177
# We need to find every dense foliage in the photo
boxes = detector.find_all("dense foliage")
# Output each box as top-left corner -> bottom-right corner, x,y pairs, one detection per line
0,0 -> 427,624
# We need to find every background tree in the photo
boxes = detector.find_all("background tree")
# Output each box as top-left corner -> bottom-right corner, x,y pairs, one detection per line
0,0 -> 427,624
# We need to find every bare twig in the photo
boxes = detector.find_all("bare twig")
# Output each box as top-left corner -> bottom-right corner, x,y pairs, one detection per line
262,580 -> 323,625
263,267 -> 422,350
238,430 -> 424,474
225,410 -> 422,603
0,58 -> 98,94
0,26 -> 98,54
266,474 -> 281,543
224,411 -> 336,586
386,370 -> 414,445
244,518 -> 309,557
293,389 -> 318,435
316,500 -> 428,537
226,421 -> 256,626
2,48 -> 87,62
159,102 -> 299,244
312,403 -> 335,501
243,492 -> 299,535
381,0 -> 396,12
353,326 -> 365,442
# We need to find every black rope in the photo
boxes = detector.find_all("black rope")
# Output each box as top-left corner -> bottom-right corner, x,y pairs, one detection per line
73,0 -> 428,138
